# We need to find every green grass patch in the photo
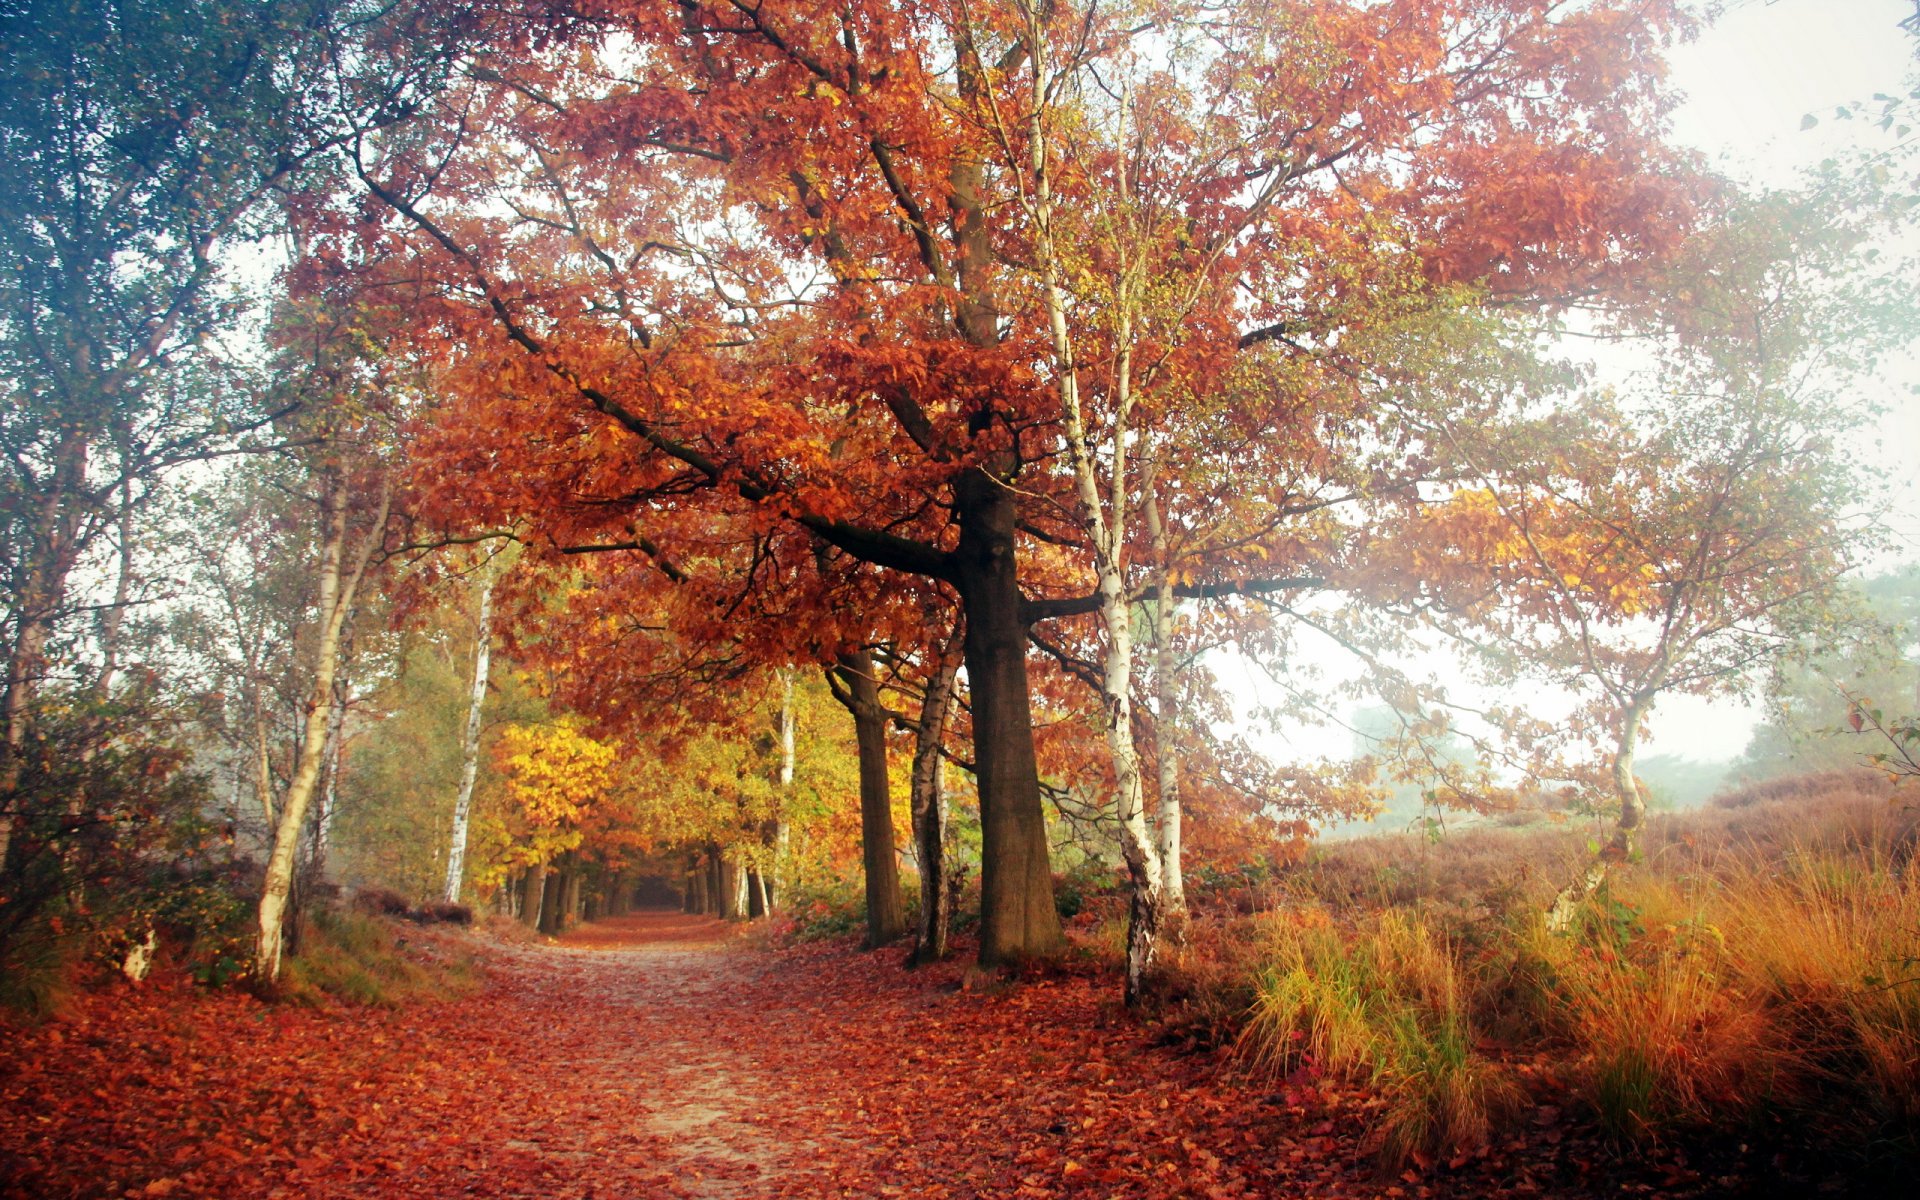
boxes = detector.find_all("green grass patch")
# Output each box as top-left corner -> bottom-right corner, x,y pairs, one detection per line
278,907 -> 480,1008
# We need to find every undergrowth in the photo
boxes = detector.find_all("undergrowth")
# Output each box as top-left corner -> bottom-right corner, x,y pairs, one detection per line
277,907 -> 480,1007
1212,772 -> 1920,1175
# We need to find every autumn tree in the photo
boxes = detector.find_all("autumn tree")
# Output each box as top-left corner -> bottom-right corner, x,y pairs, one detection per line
1381,183 -> 1910,922
347,0 -> 1705,972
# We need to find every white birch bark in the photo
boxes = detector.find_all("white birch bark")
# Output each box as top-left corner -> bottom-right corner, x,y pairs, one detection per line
1017,10 -> 1162,1002
442,572 -> 496,904
255,471 -> 390,981
1143,483 -> 1185,915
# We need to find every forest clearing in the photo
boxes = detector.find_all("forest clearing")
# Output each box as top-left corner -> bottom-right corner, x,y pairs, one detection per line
5,1 -> 1920,1197
5,773 -> 1915,1199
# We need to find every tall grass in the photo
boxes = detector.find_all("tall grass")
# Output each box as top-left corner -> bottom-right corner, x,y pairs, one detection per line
1230,774 -> 1920,1170
1243,908 -> 1517,1166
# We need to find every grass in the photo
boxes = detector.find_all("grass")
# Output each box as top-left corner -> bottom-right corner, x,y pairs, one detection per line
1219,770 -> 1920,1173
278,907 -> 480,1008
1241,907 -> 1517,1166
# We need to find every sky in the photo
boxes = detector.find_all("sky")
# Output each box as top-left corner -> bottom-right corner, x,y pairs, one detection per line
1242,0 -> 1920,779
1652,0 -> 1920,759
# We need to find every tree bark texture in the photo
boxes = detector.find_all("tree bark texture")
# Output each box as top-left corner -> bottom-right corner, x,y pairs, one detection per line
953,469 -> 1063,964
443,573 -> 495,904
833,650 -> 907,947
910,626 -> 964,963
255,472 -> 389,981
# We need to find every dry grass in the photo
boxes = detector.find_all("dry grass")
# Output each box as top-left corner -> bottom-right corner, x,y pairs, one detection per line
1222,770 -> 1920,1171
1241,907 -> 1519,1167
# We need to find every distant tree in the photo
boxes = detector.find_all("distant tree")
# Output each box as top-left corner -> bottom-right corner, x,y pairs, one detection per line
1735,569 -> 1920,780
1391,186 -> 1911,924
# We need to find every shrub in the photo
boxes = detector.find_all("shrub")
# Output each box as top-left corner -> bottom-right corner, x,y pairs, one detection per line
420,901 -> 474,926
779,878 -> 869,943
352,887 -> 413,917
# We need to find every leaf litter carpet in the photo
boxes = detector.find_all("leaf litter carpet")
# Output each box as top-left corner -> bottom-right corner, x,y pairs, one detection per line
1,912 -> 1728,1198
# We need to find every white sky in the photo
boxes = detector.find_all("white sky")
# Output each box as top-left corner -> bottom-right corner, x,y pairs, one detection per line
1652,0 -> 1919,758
1243,0 -> 1920,774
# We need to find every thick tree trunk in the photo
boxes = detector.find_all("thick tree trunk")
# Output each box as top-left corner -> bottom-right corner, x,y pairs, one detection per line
443,574 -> 495,904
538,868 -> 565,935
833,650 -> 907,947
910,626 -> 965,964
953,468 -> 1062,965
716,856 -> 745,920
748,869 -> 768,918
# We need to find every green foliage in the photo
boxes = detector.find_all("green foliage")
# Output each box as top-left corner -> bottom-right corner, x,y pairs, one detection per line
0,689 -> 222,1003
277,907 -> 478,1008
779,877 -> 871,943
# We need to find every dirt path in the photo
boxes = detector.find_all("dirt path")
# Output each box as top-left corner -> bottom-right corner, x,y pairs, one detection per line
0,913 -> 1667,1199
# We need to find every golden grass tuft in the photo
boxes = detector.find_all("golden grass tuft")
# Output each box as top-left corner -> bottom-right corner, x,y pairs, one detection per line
1242,907 -> 1518,1167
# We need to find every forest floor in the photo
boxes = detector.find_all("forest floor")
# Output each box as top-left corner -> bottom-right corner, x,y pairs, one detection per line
1,911 -> 1757,1200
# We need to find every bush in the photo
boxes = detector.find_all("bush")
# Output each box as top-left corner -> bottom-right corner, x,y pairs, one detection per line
352,887 -> 413,917
780,878 -> 870,943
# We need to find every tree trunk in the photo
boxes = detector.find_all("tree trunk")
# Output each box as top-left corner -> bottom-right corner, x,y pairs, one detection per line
716,856 -> 744,920
833,650 -> 907,947
0,432 -> 88,874
910,626 -> 965,964
538,868 -> 565,935
522,861 -> 547,928
255,472 -> 389,982
1144,485 -> 1186,919
749,869 -> 768,918
953,468 -> 1063,965
311,679 -> 347,881
709,852 -> 729,918
773,669 -> 795,911
250,686 -> 277,830
443,574 -> 495,904
1547,690 -> 1657,933
685,854 -> 707,914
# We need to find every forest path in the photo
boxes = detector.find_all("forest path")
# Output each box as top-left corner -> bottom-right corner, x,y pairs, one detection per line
2,912 -> 1407,1199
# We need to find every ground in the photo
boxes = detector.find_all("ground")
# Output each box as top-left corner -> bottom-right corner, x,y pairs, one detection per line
0,913 -> 1752,1199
